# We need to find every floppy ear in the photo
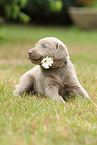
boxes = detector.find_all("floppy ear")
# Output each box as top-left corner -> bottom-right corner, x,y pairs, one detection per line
55,43 -> 69,60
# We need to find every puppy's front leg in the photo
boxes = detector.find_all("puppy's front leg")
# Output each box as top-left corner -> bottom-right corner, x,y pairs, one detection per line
45,86 -> 65,104
14,73 -> 35,96
72,85 -> 90,99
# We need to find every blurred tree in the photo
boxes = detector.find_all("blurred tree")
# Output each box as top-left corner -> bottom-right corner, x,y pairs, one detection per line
0,0 -> 31,23
49,0 -> 63,13
23,0 -> 78,25
0,0 -> 80,24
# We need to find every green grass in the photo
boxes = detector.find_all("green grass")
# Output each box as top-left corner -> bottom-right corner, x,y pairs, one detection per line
0,24 -> 97,145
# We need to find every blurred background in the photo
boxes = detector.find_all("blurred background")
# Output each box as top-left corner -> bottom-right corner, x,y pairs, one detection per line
0,0 -> 97,27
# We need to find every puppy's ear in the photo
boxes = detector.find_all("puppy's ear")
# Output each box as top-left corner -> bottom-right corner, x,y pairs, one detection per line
55,43 -> 69,60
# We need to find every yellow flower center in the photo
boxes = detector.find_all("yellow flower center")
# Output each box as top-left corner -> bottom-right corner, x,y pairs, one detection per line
44,60 -> 47,62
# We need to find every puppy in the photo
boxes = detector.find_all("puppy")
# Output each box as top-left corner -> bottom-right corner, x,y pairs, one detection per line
14,37 -> 90,104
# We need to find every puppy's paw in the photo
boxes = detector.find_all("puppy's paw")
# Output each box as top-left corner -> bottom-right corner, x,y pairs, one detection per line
15,84 -> 18,89
53,97 -> 66,105
61,99 -> 66,105
13,90 -> 21,97
85,95 -> 91,100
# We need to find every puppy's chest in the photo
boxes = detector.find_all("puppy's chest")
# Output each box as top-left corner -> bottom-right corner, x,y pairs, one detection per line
38,68 -> 69,90
58,69 -> 68,83
45,69 -> 67,85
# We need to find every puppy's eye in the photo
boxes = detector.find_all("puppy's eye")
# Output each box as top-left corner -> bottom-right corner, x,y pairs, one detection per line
43,45 -> 47,48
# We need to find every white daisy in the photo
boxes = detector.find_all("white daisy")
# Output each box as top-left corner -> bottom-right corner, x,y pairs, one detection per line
41,56 -> 53,69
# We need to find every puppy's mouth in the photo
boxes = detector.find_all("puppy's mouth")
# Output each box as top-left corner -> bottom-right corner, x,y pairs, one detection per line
30,58 -> 41,61
27,54 -> 42,63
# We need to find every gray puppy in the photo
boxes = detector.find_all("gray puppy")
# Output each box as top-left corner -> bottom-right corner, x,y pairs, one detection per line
14,37 -> 90,104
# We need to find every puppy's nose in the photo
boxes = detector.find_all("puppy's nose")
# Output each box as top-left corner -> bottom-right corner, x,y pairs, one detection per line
28,50 -> 34,57
28,50 -> 32,55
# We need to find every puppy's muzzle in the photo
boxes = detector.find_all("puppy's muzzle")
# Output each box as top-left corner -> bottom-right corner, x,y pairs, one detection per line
28,50 -> 33,57
27,50 -> 42,63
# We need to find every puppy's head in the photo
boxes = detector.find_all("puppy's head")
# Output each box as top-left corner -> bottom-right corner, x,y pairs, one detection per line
28,37 -> 69,68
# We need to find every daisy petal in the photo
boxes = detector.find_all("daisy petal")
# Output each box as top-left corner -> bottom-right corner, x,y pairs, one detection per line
41,56 -> 53,69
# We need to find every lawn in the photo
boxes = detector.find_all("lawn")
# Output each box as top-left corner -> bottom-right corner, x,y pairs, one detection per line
0,24 -> 97,145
